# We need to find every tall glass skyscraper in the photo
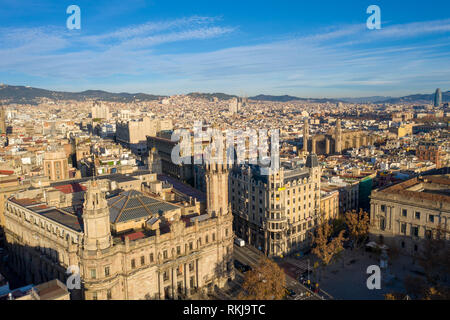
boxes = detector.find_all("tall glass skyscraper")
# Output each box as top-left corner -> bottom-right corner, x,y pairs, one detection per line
434,88 -> 442,107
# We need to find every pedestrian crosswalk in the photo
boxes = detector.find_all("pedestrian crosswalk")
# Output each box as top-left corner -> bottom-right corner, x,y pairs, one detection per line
286,258 -> 313,272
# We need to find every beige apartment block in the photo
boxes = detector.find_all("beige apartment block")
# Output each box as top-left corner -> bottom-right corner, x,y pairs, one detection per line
230,154 -> 322,257
43,149 -> 69,181
320,189 -> 339,221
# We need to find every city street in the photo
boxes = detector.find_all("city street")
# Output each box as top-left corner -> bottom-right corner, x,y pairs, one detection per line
232,244 -> 323,300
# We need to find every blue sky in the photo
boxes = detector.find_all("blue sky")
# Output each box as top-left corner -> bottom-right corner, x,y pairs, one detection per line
1,0 -> 450,98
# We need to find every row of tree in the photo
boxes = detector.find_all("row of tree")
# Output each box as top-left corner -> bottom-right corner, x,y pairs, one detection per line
238,209 -> 371,300
311,209 -> 370,268
238,209 -> 449,300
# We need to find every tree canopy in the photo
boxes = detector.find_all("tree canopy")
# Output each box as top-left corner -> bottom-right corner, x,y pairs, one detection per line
238,257 -> 286,300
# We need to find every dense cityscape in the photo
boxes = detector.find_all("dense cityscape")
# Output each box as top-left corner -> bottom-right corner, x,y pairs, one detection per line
0,85 -> 448,301
0,1 -> 449,312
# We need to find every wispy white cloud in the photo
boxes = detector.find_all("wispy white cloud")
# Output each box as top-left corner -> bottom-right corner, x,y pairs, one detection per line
1,17 -> 450,97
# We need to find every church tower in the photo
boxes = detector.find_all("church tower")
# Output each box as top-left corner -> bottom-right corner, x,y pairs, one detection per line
82,180 -> 112,251
147,147 -> 162,174
335,119 -> 342,154
302,117 -> 309,153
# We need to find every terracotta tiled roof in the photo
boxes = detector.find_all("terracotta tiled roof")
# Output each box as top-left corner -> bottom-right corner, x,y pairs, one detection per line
53,183 -> 86,194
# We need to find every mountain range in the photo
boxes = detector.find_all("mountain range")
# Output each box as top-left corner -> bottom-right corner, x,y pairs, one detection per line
0,84 -> 164,104
0,84 -> 448,105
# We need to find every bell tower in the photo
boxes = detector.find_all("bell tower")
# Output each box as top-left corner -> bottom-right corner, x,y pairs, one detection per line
82,180 -> 112,251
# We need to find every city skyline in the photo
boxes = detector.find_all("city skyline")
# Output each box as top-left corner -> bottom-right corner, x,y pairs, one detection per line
0,82 -> 448,102
1,0 -> 450,97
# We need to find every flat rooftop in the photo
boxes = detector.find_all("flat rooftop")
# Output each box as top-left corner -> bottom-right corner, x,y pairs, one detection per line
158,174 -> 206,202
10,198 -> 83,232
33,280 -> 69,300
377,174 -> 450,203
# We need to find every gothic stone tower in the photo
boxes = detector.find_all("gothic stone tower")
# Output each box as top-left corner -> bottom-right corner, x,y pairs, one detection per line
205,162 -> 232,217
205,160 -> 235,286
335,119 -> 342,154
147,147 -> 162,174
82,180 -> 112,251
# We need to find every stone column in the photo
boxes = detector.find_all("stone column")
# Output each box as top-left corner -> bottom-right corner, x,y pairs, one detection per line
264,230 -> 268,255
325,138 -> 330,154
196,258 -> 201,288
159,271 -> 164,300
185,263 -> 190,296
370,203 -> 375,225
173,267 -> 178,299
389,207 -> 392,231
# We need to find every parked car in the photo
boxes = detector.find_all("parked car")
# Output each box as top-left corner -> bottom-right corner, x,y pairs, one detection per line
234,238 -> 245,247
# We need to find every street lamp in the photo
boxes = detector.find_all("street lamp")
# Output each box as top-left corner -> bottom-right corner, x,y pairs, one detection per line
307,259 -> 310,283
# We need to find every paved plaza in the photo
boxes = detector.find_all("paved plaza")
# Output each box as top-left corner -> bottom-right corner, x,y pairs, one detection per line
290,247 -> 428,300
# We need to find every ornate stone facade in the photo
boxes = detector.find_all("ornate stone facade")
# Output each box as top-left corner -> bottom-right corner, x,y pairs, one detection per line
3,165 -> 234,300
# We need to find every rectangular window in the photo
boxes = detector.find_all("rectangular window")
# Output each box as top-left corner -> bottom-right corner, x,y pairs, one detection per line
131,259 -> 136,269
381,205 -> 386,212
90,269 -> 96,279
177,246 -> 181,255
163,271 -> 169,281
429,215 -> 434,223
411,226 -> 419,237
92,292 -> 97,300
189,242 -> 193,251
105,266 -> 110,277
415,212 -> 421,220
106,289 -> 112,300
402,209 -> 407,217
141,256 -> 145,265
401,223 -> 406,234
212,233 -> 216,241
150,253 -> 154,262
163,250 -> 168,259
